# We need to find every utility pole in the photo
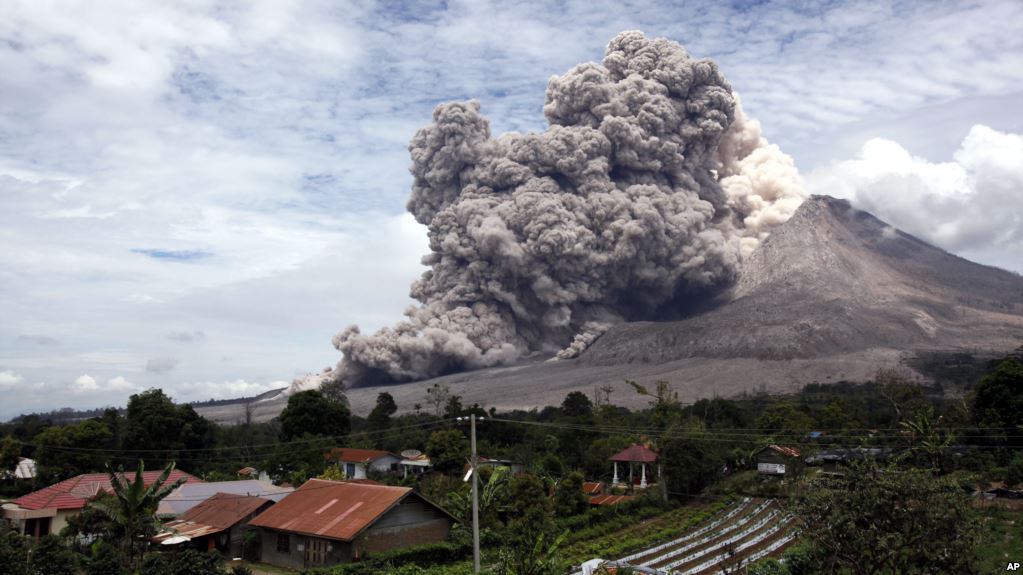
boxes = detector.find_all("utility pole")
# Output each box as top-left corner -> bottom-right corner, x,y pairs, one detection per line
459,414 -> 484,573
471,414 -> 481,574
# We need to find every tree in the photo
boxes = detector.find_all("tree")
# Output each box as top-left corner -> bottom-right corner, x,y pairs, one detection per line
970,358 -> 1023,446
424,383 -> 451,417
34,420 -> 112,481
447,465 -> 510,526
659,425 -> 726,497
0,529 -> 29,575
754,401 -> 814,440
90,461 -> 188,569
319,377 -> 349,407
368,392 -> 398,430
796,461 -> 979,574
1,435 -> 21,474
85,541 -> 127,575
425,429 -> 468,474
28,534 -> 77,575
498,473 -> 562,575
553,471 -> 589,517
560,392 -> 592,418
278,390 -> 351,442
121,389 -> 216,467
264,433 -> 332,485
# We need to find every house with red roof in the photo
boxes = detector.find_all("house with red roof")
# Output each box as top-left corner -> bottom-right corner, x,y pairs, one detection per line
1,469 -> 202,538
153,492 -> 274,557
249,478 -> 455,569
325,448 -> 402,480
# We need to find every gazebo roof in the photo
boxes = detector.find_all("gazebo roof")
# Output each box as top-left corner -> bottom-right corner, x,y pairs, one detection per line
609,444 -> 658,463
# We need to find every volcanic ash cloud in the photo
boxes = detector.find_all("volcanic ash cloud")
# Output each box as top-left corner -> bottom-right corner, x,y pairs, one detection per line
331,31 -> 805,386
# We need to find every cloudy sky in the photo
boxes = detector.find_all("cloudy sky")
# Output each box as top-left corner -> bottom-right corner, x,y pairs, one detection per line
2,0 -> 1022,420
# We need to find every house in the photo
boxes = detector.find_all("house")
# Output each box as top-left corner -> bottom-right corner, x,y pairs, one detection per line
1,470 -> 202,537
153,493 -> 274,557
476,457 -> 525,474
157,480 -> 293,517
325,448 -> 402,479
755,445 -> 801,475
399,454 -> 433,478
805,447 -> 895,473
249,479 -> 456,569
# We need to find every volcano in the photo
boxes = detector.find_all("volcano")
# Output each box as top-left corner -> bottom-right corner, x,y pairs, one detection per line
196,196 -> 1023,422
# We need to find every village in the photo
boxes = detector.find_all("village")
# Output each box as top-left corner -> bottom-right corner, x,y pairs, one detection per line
2,358 -> 1022,574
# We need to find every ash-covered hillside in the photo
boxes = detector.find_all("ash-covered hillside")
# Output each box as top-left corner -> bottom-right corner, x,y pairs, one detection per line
584,195 -> 1023,365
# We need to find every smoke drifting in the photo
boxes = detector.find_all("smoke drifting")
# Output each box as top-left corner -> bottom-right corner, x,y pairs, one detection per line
332,31 -> 804,386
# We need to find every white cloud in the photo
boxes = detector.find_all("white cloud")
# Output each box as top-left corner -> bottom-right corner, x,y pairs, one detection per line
806,125 -> 1023,271
0,370 -> 24,388
105,376 -> 138,391
73,374 -> 98,392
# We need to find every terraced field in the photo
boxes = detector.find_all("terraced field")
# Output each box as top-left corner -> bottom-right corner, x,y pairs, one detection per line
571,498 -> 799,575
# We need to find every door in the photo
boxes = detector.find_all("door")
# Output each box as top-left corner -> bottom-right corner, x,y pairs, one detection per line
305,537 -> 328,567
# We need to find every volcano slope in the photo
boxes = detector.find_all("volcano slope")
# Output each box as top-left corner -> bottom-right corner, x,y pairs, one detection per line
197,196 -> 1023,422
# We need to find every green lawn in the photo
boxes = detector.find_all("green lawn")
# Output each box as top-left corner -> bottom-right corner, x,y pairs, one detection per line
976,508 -> 1023,573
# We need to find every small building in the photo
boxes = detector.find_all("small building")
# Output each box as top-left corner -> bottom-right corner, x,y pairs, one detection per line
325,448 -> 402,479
2,470 -> 202,538
399,454 -> 433,478
158,480 -> 293,517
153,492 -> 274,557
249,479 -> 455,569
582,481 -> 604,495
477,457 -> 525,475
609,444 -> 659,488
755,445 -> 801,475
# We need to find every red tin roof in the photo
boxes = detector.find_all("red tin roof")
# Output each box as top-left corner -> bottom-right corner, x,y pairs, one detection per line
15,470 -> 202,511
763,445 -> 801,458
609,444 -> 658,463
582,481 -> 604,495
590,494 -> 635,506
250,479 -> 445,542
325,448 -> 397,464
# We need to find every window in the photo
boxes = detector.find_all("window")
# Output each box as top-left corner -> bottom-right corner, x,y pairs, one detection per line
276,532 -> 290,553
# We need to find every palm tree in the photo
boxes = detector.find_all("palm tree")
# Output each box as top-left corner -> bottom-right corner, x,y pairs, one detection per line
89,460 -> 187,569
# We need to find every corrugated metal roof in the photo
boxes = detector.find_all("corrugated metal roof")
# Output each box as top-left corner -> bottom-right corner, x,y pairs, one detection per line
765,445 -> 801,458
589,494 -> 635,506
249,479 -> 427,542
609,444 -> 658,463
157,480 -> 293,516
582,481 -> 604,495
15,470 -> 202,511
153,493 -> 273,543
325,448 -> 397,463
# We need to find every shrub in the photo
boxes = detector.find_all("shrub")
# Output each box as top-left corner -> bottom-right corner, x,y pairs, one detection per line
28,534 -> 77,575
0,529 -> 30,575
86,541 -> 126,575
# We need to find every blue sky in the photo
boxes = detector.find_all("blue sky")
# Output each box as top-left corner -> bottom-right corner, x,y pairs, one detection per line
1,0 -> 1022,419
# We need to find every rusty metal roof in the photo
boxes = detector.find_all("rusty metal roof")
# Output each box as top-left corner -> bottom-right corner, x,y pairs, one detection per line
590,494 -> 635,506
249,479 -> 432,542
325,448 -> 398,463
153,492 -> 273,543
764,444 -> 801,458
582,481 -> 604,494
609,444 -> 658,463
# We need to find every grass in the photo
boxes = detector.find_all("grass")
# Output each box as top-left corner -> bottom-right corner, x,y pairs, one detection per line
975,508 -> 1023,573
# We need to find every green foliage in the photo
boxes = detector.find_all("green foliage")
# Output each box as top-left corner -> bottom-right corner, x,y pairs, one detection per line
447,465 -> 509,526
121,389 -> 216,468
1,435 -> 21,472
367,392 -> 397,430
28,534 -> 77,575
561,391 -> 592,418
0,529 -> 30,575
298,541 -> 471,574
229,566 -> 253,575
33,420 -> 112,481
796,460 -> 980,574
85,541 -> 127,575
89,460 -> 187,569
279,390 -> 351,442
426,429 -> 468,474
970,358 -> 1023,446
754,401 -> 814,439
318,463 -> 347,481
553,471 -> 589,517
1006,452 -> 1023,487
141,549 -> 223,575
494,529 -> 568,575
319,377 -> 349,407
659,425 -> 726,496
265,432 -> 332,484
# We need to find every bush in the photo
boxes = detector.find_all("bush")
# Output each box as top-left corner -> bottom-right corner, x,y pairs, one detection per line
0,529 -> 30,575
86,541 -> 126,575
299,541 -> 471,575
141,549 -> 223,575
230,565 -> 253,575
28,534 -> 78,575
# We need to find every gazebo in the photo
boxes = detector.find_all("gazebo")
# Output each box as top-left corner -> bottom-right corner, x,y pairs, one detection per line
609,444 -> 658,488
